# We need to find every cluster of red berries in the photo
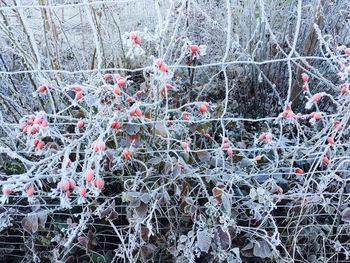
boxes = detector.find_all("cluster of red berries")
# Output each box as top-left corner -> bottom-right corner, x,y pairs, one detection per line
57,179 -> 76,198
19,114 -> 48,135
71,86 -> 83,101
221,137 -> 233,156
198,102 -> 209,113
154,59 -> 168,73
258,132 -> 273,143
123,148 -> 133,160
92,140 -> 106,152
84,169 -> 104,192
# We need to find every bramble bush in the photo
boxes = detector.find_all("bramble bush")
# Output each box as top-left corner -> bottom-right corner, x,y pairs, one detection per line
0,1 -> 350,262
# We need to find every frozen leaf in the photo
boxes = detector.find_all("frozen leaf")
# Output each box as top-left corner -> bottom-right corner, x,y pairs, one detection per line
249,188 -> 257,200
179,235 -> 187,243
342,208 -> 350,222
65,256 -> 75,263
147,157 -> 162,165
140,193 -> 151,204
140,244 -> 157,261
135,202 -> 148,217
84,94 -> 98,107
168,246 -> 178,257
30,199 -> 41,212
241,242 -> 254,257
156,189 -> 170,205
22,214 -> 38,233
197,151 -> 211,162
172,164 -> 182,177
256,187 -> 265,195
240,157 -> 253,168
99,200 -> 119,220
253,240 -> 272,258
37,210 -> 47,228
78,229 -> 96,252
164,162 -> 173,175
123,123 -> 140,135
212,187 -> 223,203
216,226 -> 231,250
221,192 -> 232,214
197,230 -> 211,253
155,122 -> 167,137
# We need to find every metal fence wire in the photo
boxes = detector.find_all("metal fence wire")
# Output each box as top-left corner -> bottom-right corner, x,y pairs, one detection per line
0,0 -> 350,262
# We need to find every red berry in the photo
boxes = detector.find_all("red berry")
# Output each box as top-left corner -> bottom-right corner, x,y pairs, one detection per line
180,142 -> 189,150
327,137 -> 335,144
255,155 -> 262,161
72,86 -> 82,92
227,149 -> 233,156
42,120 -> 49,127
37,141 -> 45,150
130,32 -> 141,45
75,92 -> 83,101
345,48 -> 350,55
258,133 -> 266,141
37,86 -> 47,92
26,185 -> 34,197
85,169 -> 94,182
182,112 -> 190,120
35,118 -> 43,125
33,139 -> 39,147
19,125 -> 26,132
341,84 -> 348,94
63,181 -> 70,192
155,59 -> 168,73
198,104 -> 207,113
294,168 -> 304,174
68,179 -> 76,189
80,187 -> 87,197
116,77 -> 126,87
111,121 -> 120,129
313,112 -> 321,120
94,178 -> 104,189
114,87 -> 121,95
77,120 -> 85,129
323,156 -> 330,166
26,120 -> 34,125
93,142 -> 99,152
301,73 -> 309,82
135,108 -> 142,117
126,97 -> 134,103
103,74 -> 111,81
123,149 -> 132,160
190,45 -> 199,54
99,142 -> 106,151
311,93 -> 321,103
31,127 -> 39,135
2,186 -> 12,196
223,143 -> 229,149
130,109 -> 136,117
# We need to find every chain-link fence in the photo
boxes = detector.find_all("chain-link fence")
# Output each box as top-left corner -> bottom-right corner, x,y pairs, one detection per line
0,0 -> 350,262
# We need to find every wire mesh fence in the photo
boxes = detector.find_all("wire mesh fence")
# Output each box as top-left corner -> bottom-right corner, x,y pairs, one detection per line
0,0 -> 350,262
